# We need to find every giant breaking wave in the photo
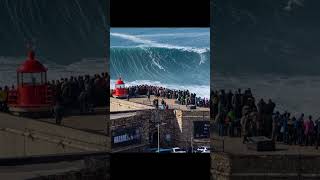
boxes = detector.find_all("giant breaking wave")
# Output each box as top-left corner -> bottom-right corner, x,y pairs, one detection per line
110,47 -> 210,85
213,0 -> 320,75
0,0 -> 107,64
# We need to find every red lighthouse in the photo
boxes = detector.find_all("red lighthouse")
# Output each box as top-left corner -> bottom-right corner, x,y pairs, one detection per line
112,77 -> 128,98
8,50 -> 53,116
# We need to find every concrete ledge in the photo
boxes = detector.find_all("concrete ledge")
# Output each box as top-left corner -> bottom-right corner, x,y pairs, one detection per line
211,152 -> 320,180
0,152 -> 109,166
110,98 -> 154,113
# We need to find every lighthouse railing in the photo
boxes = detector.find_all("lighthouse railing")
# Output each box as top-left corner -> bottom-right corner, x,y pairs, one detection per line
45,85 -> 54,105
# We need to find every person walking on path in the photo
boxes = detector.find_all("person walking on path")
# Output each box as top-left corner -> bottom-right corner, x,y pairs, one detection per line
53,99 -> 64,125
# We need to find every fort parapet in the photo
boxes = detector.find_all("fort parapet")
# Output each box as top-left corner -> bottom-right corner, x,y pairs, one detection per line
110,97 -> 210,152
211,136 -> 320,180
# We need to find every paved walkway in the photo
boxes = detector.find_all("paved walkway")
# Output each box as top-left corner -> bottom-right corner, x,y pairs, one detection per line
0,112 -> 109,157
0,160 -> 84,180
110,97 -> 154,113
38,115 -> 106,135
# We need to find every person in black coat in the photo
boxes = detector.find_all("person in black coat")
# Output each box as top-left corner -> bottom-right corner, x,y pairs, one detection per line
53,98 -> 64,125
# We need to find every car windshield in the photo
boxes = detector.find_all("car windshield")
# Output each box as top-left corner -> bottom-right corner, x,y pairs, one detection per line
159,150 -> 171,153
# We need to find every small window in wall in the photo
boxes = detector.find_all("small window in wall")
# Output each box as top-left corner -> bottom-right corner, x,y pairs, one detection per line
193,121 -> 210,139
165,134 -> 171,142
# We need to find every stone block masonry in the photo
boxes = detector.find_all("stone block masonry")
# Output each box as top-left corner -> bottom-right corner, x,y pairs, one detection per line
110,108 -> 210,151
211,152 -> 320,180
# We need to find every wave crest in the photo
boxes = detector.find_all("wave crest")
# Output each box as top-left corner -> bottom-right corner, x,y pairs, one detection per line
110,47 -> 210,85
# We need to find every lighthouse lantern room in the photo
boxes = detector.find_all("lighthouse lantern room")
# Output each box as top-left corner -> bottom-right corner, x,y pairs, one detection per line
112,77 -> 128,98
8,50 -> 53,115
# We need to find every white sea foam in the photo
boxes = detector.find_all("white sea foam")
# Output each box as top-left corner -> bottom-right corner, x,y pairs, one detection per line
110,32 -> 209,54
136,32 -> 209,38
141,47 -> 166,71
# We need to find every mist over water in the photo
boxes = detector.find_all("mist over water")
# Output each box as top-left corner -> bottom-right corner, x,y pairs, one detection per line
213,73 -> 320,117
0,0 -> 107,86
212,0 -> 320,116
0,57 -> 107,86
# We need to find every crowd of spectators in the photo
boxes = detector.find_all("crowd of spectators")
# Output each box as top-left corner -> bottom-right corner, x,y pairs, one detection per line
211,89 -> 320,149
0,72 -> 109,119
126,85 -> 210,108
49,72 -> 109,113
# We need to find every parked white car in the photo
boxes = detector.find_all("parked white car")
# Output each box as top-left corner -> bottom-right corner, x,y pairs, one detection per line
171,147 -> 187,153
196,146 -> 211,153
201,149 -> 210,153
